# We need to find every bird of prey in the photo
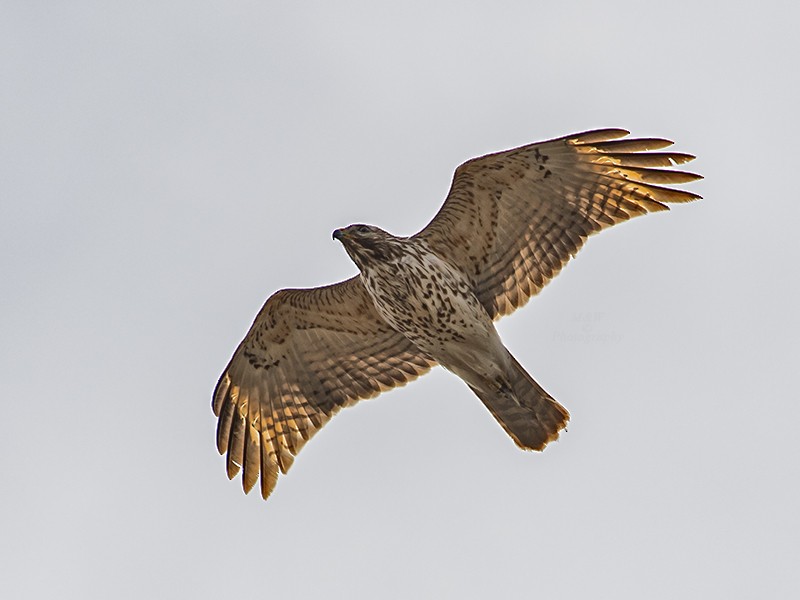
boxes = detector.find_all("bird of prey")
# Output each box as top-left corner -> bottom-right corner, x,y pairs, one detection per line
213,128 -> 701,500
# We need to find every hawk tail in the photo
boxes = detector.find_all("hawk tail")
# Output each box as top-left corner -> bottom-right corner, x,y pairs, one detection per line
472,354 -> 569,451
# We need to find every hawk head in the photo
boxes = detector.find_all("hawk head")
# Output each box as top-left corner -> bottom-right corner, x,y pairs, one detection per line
333,224 -> 405,268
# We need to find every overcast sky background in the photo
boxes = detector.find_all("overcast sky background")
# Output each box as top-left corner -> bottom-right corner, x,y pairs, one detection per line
3,2 -> 798,598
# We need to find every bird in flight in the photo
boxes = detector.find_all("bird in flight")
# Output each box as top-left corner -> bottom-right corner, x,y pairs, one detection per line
213,128 -> 701,500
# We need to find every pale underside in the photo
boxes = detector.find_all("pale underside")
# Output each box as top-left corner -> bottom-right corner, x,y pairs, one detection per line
213,128 -> 701,500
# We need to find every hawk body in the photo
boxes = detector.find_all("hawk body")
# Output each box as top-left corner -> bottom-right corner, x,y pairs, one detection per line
335,225 -> 569,451
339,229 -> 492,359
214,128 -> 701,500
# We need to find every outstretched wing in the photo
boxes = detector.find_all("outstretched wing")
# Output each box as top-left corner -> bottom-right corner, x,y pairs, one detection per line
213,276 -> 435,500
414,129 -> 702,319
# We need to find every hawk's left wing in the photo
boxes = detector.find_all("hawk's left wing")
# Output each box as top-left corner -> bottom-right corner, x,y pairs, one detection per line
213,276 -> 435,500
414,129 -> 701,319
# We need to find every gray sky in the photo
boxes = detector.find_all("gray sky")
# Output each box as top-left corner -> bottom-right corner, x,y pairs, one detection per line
3,2 -> 798,598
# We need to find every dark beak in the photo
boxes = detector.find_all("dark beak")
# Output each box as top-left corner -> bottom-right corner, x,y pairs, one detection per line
332,228 -> 344,241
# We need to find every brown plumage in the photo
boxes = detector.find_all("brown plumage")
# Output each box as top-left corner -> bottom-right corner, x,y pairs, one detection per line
213,128 -> 701,500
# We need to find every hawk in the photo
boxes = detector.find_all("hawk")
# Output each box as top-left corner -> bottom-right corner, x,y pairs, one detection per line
213,128 -> 701,500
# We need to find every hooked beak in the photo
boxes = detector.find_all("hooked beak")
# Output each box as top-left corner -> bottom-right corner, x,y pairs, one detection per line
332,228 -> 345,241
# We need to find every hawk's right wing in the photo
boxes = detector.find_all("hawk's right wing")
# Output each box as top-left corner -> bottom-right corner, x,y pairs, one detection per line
414,129 -> 701,320
213,276 -> 435,500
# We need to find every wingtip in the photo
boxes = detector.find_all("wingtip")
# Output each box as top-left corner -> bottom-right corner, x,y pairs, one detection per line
212,372 -> 231,416
569,128 -> 631,144
226,460 -> 240,480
